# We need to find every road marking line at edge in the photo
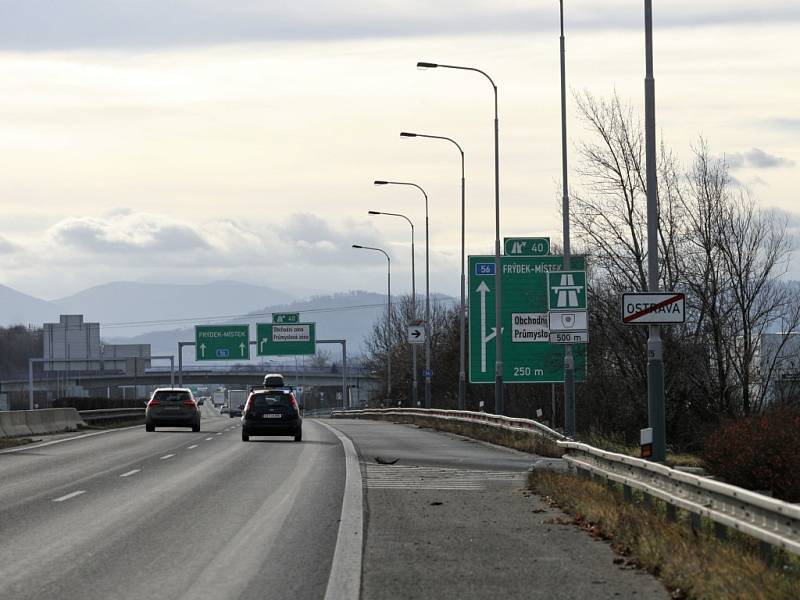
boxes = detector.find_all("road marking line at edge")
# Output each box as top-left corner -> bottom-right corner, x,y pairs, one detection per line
316,420 -> 363,600
53,490 -> 86,502
0,425 -> 142,455
120,469 -> 140,478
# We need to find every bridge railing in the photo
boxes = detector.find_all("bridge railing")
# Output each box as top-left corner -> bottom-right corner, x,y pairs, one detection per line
331,407 -> 800,557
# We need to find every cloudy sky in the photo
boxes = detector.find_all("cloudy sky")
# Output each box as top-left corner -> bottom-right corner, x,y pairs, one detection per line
0,1 -> 798,300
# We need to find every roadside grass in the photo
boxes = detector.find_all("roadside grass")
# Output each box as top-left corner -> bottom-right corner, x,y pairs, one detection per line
529,469 -> 800,599
0,437 -> 35,450
578,431 -> 705,469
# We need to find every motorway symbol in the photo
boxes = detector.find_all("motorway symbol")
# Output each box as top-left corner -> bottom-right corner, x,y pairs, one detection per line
195,325 -> 250,361
504,237 -> 550,257
622,292 -> 685,324
257,322 -> 316,356
272,312 -> 300,324
548,311 -> 587,332
407,324 -> 425,344
469,255 -> 587,384
547,271 -> 587,310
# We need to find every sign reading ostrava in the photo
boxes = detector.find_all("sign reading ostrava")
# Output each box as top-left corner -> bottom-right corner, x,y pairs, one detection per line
257,322 -> 316,356
195,325 -> 250,361
622,292 -> 685,324
468,255 -> 587,384
272,312 -> 300,324
504,237 -> 550,257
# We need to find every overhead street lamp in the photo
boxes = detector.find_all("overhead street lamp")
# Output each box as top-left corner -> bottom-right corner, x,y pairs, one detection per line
400,131 -> 467,411
368,210 -> 418,407
374,180 -> 432,408
416,60 -> 504,414
352,244 -> 392,401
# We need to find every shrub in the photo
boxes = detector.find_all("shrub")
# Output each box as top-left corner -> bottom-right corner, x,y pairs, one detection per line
703,405 -> 800,502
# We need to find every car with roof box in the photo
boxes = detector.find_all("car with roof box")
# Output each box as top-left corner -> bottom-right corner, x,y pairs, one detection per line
241,387 -> 302,442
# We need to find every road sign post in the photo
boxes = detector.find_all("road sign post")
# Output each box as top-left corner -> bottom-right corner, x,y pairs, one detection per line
469,255 -> 587,384
257,323 -> 316,356
195,325 -> 250,361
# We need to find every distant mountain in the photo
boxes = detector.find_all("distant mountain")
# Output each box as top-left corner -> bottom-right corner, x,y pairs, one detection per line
53,281 -> 296,335
105,290 -> 456,360
0,284 -> 61,327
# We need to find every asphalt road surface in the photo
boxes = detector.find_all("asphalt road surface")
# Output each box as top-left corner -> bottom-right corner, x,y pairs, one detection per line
328,419 -> 668,600
0,406 -> 345,600
0,411 -> 668,599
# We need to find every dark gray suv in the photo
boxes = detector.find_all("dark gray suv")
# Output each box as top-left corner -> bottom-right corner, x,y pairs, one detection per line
145,388 -> 201,432
241,389 -> 301,442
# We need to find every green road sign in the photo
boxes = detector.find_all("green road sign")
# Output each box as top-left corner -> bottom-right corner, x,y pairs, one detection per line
195,325 -> 250,361
504,237 -> 550,257
547,270 -> 587,310
257,322 -> 316,356
468,255 -> 587,384
272,312 -> 300,324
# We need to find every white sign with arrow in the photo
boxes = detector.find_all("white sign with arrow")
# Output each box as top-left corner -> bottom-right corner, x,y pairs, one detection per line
407,324 -> 425,344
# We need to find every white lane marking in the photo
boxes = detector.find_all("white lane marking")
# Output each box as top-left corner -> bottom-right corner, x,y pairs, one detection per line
205,437 -> 214,441
120,469 -> 140,478
160,454 -> 175,460
188,444 -> 198,449
317,421 -> 363,600
0,425 -> 142,455
53,490 -> 86,502
216,432 -> 223,436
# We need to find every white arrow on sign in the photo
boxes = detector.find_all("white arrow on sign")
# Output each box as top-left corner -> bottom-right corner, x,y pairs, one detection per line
239,342 -> 247,357
477,281 -> 501,373
260,338 -> 267,353
199,343 -> 206,358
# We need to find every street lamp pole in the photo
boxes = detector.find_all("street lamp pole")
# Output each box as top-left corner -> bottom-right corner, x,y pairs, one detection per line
644,0 -> 666,462
400,131 -> 467,410
369,210 -> 418,407
352,244 -> 392,401
559,0 -> 576,437
374,180 -> 432,408
417,61 -> 503,414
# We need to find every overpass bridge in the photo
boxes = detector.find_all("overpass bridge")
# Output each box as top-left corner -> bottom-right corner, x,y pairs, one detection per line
0,365 -> 382,410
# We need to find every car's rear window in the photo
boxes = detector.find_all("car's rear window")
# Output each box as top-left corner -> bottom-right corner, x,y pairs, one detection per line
154,391 -> 192,402
251,393 -> 292,408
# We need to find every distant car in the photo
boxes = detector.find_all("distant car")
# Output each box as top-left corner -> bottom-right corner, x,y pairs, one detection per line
197,397 -> 205,406
241,389 -> 302,442
220,405 -> 229,415
263,373 -> 285,388
145,388 -> 201,432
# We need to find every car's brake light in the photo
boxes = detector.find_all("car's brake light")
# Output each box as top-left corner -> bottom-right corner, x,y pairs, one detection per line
243,397 -> 253,415
183,399 -> 196,406
290,394 -> 299,413
148,399 -> 160,406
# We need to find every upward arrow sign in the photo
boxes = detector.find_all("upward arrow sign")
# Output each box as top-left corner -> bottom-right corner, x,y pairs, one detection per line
239,342 -> 247,357
477,281 -> 494,373
199,343 -> 206,358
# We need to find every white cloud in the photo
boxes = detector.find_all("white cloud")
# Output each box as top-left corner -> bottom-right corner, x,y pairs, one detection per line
726,148 -> 795,170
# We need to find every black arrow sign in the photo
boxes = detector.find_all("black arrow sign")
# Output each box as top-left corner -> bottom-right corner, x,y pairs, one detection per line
411,329 -> 422,339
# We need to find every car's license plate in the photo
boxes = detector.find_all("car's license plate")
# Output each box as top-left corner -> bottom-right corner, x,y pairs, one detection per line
165,406 -> 179,411
264,414 -> 282,419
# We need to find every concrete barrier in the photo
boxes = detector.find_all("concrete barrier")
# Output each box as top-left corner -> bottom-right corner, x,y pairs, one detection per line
0,411 -> 33,437
0,409 -> 85,438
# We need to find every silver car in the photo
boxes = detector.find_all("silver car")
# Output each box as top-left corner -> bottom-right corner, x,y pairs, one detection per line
145,388 -> 201,432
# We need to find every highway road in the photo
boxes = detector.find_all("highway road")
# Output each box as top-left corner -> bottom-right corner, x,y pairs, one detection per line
0,409 -> 667,599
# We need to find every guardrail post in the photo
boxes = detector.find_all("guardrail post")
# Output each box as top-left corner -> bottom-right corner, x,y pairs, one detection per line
759,541 -> 773,566
623,484 -> 633,503
689,512 -> 701,531
713,522 -> 727,541
666,503 -> 677,522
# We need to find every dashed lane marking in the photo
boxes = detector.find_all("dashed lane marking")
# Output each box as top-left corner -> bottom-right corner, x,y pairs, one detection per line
205,437 -> 214,441
160,454 -> 175,460
120,469 -> 140,478
188,444 -> 198,449
53,490 -> 86,502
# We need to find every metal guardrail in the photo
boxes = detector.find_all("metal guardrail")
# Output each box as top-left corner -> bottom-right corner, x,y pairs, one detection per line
78,408 -> 145,422
333,407 -> 800,556
558,441 -> 800,556
330,407 -> 565,441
